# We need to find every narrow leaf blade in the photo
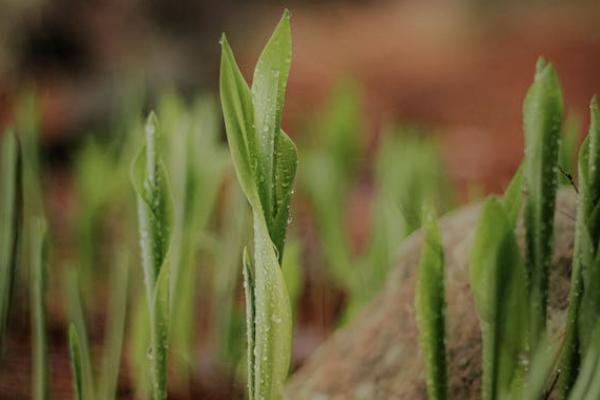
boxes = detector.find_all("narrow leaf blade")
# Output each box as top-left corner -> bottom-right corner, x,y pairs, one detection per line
69,324 -> 84,400
415,206 -> 447,400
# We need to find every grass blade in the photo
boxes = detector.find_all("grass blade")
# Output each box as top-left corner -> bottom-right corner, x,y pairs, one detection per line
219,35 -> 260,209
31,218 -> 48,400
523,58 -> 563,348
470,198 -> 528,399
518,333 -> 561,399
131,113 -> 173,400
251,212 -> 292,399
69,324 -> 84,400
150,264 -> 169,400
568,323 -> 600,400
415,206 -> 447,400
242,248 -> 256,398
0,130 -> 22,352
251,10 -> 291,228
503,163 -> 523,226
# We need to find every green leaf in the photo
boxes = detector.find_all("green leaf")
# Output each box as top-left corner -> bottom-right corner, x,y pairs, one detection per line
271,130 -> 298,261
251,213 -> 292,400
252,9 -> 291,138
568,323 -> 600,400
69,324 -> 84,400
150,262 -> 170,400
587,96 -> 600,215
578,249 -> 600,353
219,35 -> 260,209
558,114 -> 581,186
251,11 -> 292,221
131,112 -> 173,400
470,198 -> 528,400
517,333 -> 561,399
242,247 -> 256,398
415,206 -> 447,400
523,58 -> 563,347
0,130 -> 22,352
582,96 -> 600,246
282,239 -> 303,317
131,113 -> 173,305
30,218 -> 48,400
503,163 -> 523,227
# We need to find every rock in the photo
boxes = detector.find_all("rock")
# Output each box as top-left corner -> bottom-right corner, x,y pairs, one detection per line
286,189 -> 577,399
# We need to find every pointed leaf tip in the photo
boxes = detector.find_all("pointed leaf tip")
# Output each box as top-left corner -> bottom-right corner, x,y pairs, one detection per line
219,33 -> 228,47
591,95 -> 599,112
535,57 -> 547,74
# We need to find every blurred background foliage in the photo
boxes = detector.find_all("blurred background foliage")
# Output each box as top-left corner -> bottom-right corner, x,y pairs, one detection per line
0,0 -> 599,398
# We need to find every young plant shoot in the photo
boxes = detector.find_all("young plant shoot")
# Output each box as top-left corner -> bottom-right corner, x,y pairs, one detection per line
69,324 -> 84,400
415,206 -> 447,400
220,10 -> 297,400
470,198 -> 528,400
31,218 -> 48,400
523,58 -> 563,349
0,130 -> 22,353
131,113 -> 173,400
559,96 -> 600,398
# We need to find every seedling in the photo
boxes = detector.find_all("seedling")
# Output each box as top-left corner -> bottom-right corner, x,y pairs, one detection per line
0,130 -> 22,353
415,205 -> 447,400
220,10 -> 297,399
69,325 -> 84,400
30,218 -> 48,400
131,113 -> 173,400
523,58 -> 563,348
470,197 -> 528,399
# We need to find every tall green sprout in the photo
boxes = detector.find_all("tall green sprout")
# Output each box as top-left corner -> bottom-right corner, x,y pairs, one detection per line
415,206 -> 447,400
523,58 -> 563,348
559,97 -> 600,397
31,218 -> 48,400
69,324 -> 84,400
131,113 -> 173,400
0,130 -> 22,352
220,10 -> 297,399
470,198 -> 528,399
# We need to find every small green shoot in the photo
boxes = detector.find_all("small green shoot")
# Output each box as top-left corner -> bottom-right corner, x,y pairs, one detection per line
470,198 -> 528,399
31,218 -> 48,400
131,113 -> 173,400
69,324 -> 84,400
0,130 -> 22,352
415,206 -> 447,400
523,58 -> 563,348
